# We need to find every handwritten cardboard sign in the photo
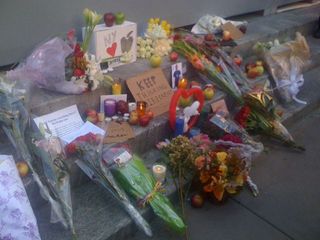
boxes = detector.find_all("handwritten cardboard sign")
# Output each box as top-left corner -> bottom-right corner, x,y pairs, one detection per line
221,22 -> 244,40
104,121 -> 134,144
126,68 -> 173,116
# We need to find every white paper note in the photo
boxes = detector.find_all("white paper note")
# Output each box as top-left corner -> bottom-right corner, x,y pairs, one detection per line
33,105 -> 84,139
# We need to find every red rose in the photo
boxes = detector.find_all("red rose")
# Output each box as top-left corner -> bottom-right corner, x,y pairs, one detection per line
66,143 -> 77,155
73,68 -> 85,77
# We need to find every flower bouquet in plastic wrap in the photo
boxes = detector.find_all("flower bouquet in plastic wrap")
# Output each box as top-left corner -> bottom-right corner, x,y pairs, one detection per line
7,8 -> 109,94
102,145 -> 186,234
0,76 -> 76,238
65,133 -> 152,237
253,32 -> 310,105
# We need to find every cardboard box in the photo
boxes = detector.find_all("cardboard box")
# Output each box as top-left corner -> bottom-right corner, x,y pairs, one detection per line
83,21 -> 137,68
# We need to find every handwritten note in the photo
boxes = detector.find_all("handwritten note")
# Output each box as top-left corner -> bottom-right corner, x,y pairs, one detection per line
33,105 -> 84,139
104,121 -> 134,144
126,68 -> 173,116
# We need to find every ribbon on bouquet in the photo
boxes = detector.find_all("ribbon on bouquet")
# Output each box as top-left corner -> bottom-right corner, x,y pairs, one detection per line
137,181 -> 165,208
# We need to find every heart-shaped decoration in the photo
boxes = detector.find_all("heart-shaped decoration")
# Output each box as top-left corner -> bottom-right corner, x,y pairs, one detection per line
107,42 -> 117,57
169,88 -> 204,131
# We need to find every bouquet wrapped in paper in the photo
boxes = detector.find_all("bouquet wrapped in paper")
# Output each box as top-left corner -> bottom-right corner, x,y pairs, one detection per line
254,32 -> 310,104
102,146 -> 186,234
65,133 -> 152,237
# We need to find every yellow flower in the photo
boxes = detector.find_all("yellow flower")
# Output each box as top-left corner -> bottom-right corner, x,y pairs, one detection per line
216,152 -> 227,163
149,18 -> 155,24
235,175 -> 244,186
155,18 -> 160,24
218,164 -> 228,177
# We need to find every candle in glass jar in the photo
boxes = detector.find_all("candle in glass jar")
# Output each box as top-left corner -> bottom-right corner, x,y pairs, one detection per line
136,101 -> 147,117
104,99 -> 116,117
178,78 -> 188,89
128,102 -> 137,112
97,112 -> 105,122
152,164 -> 166,183
112,81 -> 122,95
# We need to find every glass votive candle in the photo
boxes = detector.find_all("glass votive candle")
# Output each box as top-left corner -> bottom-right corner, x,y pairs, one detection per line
152,164 -> 167,183
178,78 -> 188,89
104,99 -> 116,117
97,112 -> 105,122
136,101 -> 147,118
128,102 -> 137,113
112,80 -> 122,95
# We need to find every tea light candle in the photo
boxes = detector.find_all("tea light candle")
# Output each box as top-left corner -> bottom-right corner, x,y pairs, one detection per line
136,101 -> 147,118
98,112 -> 105,122
178,78 -> 188,89
112,81 -> 122,95
104,99 -> 116,117
152,164 -> 167,183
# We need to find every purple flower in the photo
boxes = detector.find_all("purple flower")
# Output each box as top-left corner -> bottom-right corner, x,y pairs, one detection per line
1,233 -> 14,240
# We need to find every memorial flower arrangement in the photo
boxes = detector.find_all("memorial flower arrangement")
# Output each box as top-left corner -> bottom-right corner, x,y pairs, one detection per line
137,18 -> 173,58
65,133 -> 153,237
172,32 -> 304,150
195,149 -> 248,201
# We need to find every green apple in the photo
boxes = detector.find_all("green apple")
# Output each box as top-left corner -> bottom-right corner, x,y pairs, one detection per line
255,65 -> 264,76
115,12 -> 125,25
149,55 -> 162,68
179,96 -> 193,107
203,87 -> 215,100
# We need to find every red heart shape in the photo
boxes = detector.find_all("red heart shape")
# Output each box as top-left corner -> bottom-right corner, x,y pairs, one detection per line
169,88 -> 204,131
107,42 -> 117,57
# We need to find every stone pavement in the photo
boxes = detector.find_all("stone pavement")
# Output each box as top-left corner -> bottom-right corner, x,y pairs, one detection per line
131,93 -> 320,240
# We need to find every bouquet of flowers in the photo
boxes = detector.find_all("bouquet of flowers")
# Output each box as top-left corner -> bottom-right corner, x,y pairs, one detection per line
137,18 -> 173,59
235,91 -> 305,150
102,146 -> 186,234
194,148 -> 248,201
29,134 -> 75,236
65,133 -> 153,237
7,8 -> 106,94
172,32 -> 304,150
0,76 -> 76,238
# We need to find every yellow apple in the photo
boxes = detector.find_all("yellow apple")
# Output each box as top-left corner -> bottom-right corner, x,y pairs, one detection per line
149,55 -> 162,68
16,161 -> 29,177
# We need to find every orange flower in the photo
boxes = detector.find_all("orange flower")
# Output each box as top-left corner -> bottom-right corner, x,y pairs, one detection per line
200,170 -> 211,183
194,156 -> 206,169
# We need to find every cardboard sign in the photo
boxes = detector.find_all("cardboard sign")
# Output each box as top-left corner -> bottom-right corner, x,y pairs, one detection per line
104,121 -> 134,144
211,99 -> 229,117
126,68 -> 173,116
221,22 -> 244,40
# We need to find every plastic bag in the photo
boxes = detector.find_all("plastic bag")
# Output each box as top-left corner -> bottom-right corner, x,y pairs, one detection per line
6,37 -> 87,94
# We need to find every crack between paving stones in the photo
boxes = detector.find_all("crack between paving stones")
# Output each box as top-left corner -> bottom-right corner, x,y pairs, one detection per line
230,198 -> 295,240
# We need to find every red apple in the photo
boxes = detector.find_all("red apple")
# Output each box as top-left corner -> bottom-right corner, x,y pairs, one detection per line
139,115 -> 150,127
116,100 -> 129,115
204,33 -> 215,41
247,67 -> 259,79
85,109 -> 97,118
16,161 -> 29,177
190,194 -> 204,208
233,55 -> 243,66
222,30 -> 232,41
169,51 -> 179,62
146,110 -> 154,120
104,12 -> 115,27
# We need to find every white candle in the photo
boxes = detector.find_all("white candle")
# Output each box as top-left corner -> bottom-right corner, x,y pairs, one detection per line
152,164 -> 166,183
